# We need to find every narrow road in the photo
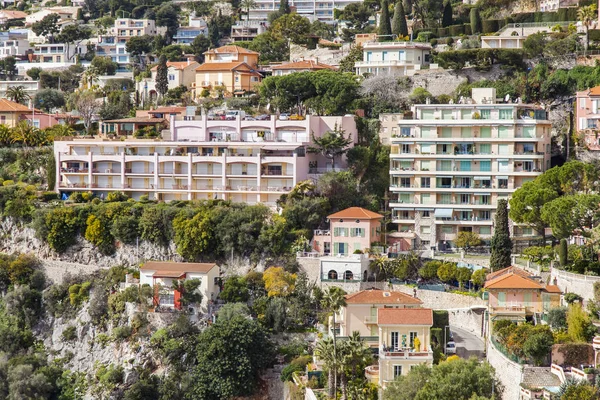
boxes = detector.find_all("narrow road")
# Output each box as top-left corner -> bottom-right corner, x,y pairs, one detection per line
450,325 -> 485,360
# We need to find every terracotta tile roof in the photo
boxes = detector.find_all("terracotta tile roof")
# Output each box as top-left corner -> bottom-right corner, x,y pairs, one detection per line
148,106 -> 186,114
521,367 -> 562,388
484,272 -> 543,290
142,261 -> 218,274
486,266 -> 531,281
345,288 -> 423,305
0,10 -> 27,19
0,98 -> 31,112
543,284 -> 562,293
153,270 -> 186,278
150,61 -> 199,71
588,86 -> 600,96
328,207 -> 383,220
377,308 -> 433,326
204,45 -> 259,55
195,61 -> 258,72
103,117 -> 166,123
272,60 -> 336,71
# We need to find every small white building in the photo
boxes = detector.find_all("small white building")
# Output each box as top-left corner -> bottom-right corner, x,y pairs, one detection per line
320,253 -> 371,282
355,41 -> 432,77
0,38 -> 31,58
25,7 -> 80,25
139,261 -> 220,314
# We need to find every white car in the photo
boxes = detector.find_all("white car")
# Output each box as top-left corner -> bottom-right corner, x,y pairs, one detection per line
279,113 -> 290,121
446,341 -> 456,354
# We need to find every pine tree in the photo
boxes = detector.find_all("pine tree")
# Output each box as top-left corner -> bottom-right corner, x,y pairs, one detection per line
470,7 -> 482,34
378,0 -> 392,39
279,0 -> 290,14
490,199 -> 512,271
155,55 -> 169,102
392,1 -> 408,37
442,1 -> 453,28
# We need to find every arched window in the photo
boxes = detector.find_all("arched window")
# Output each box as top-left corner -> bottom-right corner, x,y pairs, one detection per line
328,270 -> 338,279
344,270 -> 353,280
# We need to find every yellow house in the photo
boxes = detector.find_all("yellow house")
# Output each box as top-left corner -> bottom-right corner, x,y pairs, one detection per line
194,45 -> 262,97
374,308 -> 434,387
337,288 -> 423,345
484,266 -> 562,326
0,98 -> 36,127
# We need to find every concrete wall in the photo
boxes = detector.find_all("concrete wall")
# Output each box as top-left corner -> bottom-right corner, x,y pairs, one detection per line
550,267 -> 600,301
448,308 -> 485,337
297,257 -> 321,285
390,284 -> 487,309
487,338 -> 523,400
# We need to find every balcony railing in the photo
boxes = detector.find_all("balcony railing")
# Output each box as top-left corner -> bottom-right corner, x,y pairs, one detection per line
314,229 -> 330,236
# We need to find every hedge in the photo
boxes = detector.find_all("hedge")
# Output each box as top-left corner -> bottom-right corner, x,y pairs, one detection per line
589,29 -> 600,42
434,48 -> 526,71
482,19 -> 499,34
448,24 -> 464,36
463,24 -> 472,36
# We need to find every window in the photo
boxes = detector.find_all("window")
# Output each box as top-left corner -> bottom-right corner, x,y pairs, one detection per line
391,331 -> 399,349
480,161 -> 491,171
480,210 -> 491,220
442,226 -> 453,234
401,127 -> 411,137
479,226 -> 491,235
422,211 -> 430,217
399,193 -> 411,203
421,177 -> 430,188
409,331 -> 418,347
421,127 -> 434,138
522,143 -> 535,154
400,177 -> 411,188
438,178 -> 452,188
382,51 -> 388,61
421,193 -> 430,204
168,74 -> 175,81
523,126 -> 535,138
498,178 -> 508,188
461,109 -> 472,119
421,226 -> 431,234
460,194 -> 470,204
440,160 -> 452,171
441,127 -> 452,137
421,110 -> 434,119
334,242 -> 348,254
159,292 -> 175,305
439,144 -> 450,154
442,110 -> 453,120
440,193 -> 451,204
402,144 -> 410,153
479,144 -> 491,154
498,126 -> 510,138
498,160 -> 509,172
461,127 -> 471,138
498,144 -> 509,155
498,292 -> 506,306
420,160 -> 430,171
350,228 -> 365,237
480,127 -> 491,138
393,365 -> 402,378
333,227 -> 349,237
499,109 -> 513,119
523,161 -> 534,172
420,144 -> 431,154
460,161 -> 471,171
480,109 -> 491,119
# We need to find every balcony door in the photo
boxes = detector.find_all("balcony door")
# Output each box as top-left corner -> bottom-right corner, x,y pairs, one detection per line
391,331 -> 399,350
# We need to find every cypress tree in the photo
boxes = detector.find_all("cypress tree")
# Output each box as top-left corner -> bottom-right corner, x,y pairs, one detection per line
559,238 -> 568,267
379,0 -> 392,39
155,54 -> 169,102
279,0 -> 290,14
392,1 -> 408,37
490,199 -> 512,271
470,7 -> 482,34
442,1 -> 453,28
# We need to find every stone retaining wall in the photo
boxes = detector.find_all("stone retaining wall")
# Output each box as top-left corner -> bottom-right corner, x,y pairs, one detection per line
390,284 -> 487,309
448,308 -> 485,337
550,267 -> 600,301
486,339 -> 523,400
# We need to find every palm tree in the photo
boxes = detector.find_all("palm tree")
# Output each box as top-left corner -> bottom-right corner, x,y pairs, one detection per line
6,86 -> 30,105
240,0 -> 257,20
45,123 -> 75,140
315,337 -> 337,398
578,4 -> 597,54
339,332 -> 373,400
11,121 -> 43,147
321,286 -> 347,398
0,124 -> 10,146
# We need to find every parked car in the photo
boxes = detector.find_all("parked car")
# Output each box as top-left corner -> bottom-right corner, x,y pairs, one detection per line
279,113 -> 290,121
446,341 -> 456,354
225,110 -> 246,120
290,114 -> 305,120
255,114 -> 270,120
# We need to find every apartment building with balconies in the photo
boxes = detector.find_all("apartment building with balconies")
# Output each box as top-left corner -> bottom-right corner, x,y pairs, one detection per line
355,41 -> 432,77
576,85 -> 600,150
54,114 -> 357,205
388,88 -> 552,251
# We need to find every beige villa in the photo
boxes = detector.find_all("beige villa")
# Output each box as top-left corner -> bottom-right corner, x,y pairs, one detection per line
337,288 -> 423,345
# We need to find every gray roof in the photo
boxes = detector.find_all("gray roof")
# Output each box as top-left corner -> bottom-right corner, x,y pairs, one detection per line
521,367 -> 562,389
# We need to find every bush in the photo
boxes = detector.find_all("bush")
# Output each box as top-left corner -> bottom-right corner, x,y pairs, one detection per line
559,238 -> 568,267
280,355 -> 311,382
68,281 -> 91,306
482,19 -> 499,33
40,191 -> 59,201
106,191 -> 127,202
61,325 -> 77,341
2,180 -> 14,186
112,325 -> 133,341
448,24 -> 464,36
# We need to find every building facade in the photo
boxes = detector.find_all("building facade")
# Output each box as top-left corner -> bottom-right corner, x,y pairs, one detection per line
54,114 -> 357,205
312,207 -> 383,255
271,59 -> 336,76
137,60 -> 200,103
231,21 -> 268,41
388,88 -> 552,251
355,41 -> 432,77
139,261 -> 220,313
576,85 -> 600,150
248,0 -> 362,22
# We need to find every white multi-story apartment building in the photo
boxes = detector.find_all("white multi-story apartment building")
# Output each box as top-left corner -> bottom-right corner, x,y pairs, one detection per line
54,114 -> 357,205
387,88 -> 552,252
248,0 -> 361,22
109,18 -> 160,40
355,41 -> 432,77
0,37 -> 31,58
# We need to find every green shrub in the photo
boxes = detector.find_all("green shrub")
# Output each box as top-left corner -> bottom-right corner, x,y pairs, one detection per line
106,191 -> 127,202
559,238 -> 568,267
39,191 -> 59,201
2,180 -> 14,186
112,325 -> 133,341
482,19 -> 499,33
96,333 -> 111,347
448,25 -> 464,36
463,24 -> 472,35
437,28 -> 448,37
589,29 -> 600,42
61,325 -> 77,341
68,281 -> 91,306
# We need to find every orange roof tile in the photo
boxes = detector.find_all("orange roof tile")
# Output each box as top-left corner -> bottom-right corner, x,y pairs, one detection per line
204,45 -> 259,55
486,266 -> 531,281
272,60 -> 336,71
142,261 -> 218,274
148,106 -> 186,114
328,207 -> 383,220
377,308 -> 433,326
589,86 -> 600,96
0,98 -> 31,112
0,10 -> 27,19
150,61 -> 199,71
484,273 -> 543,290
345,288 -> 423,305
103,117 -> 166,123
543,284 -> 562,294
195,61 -> 254,72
